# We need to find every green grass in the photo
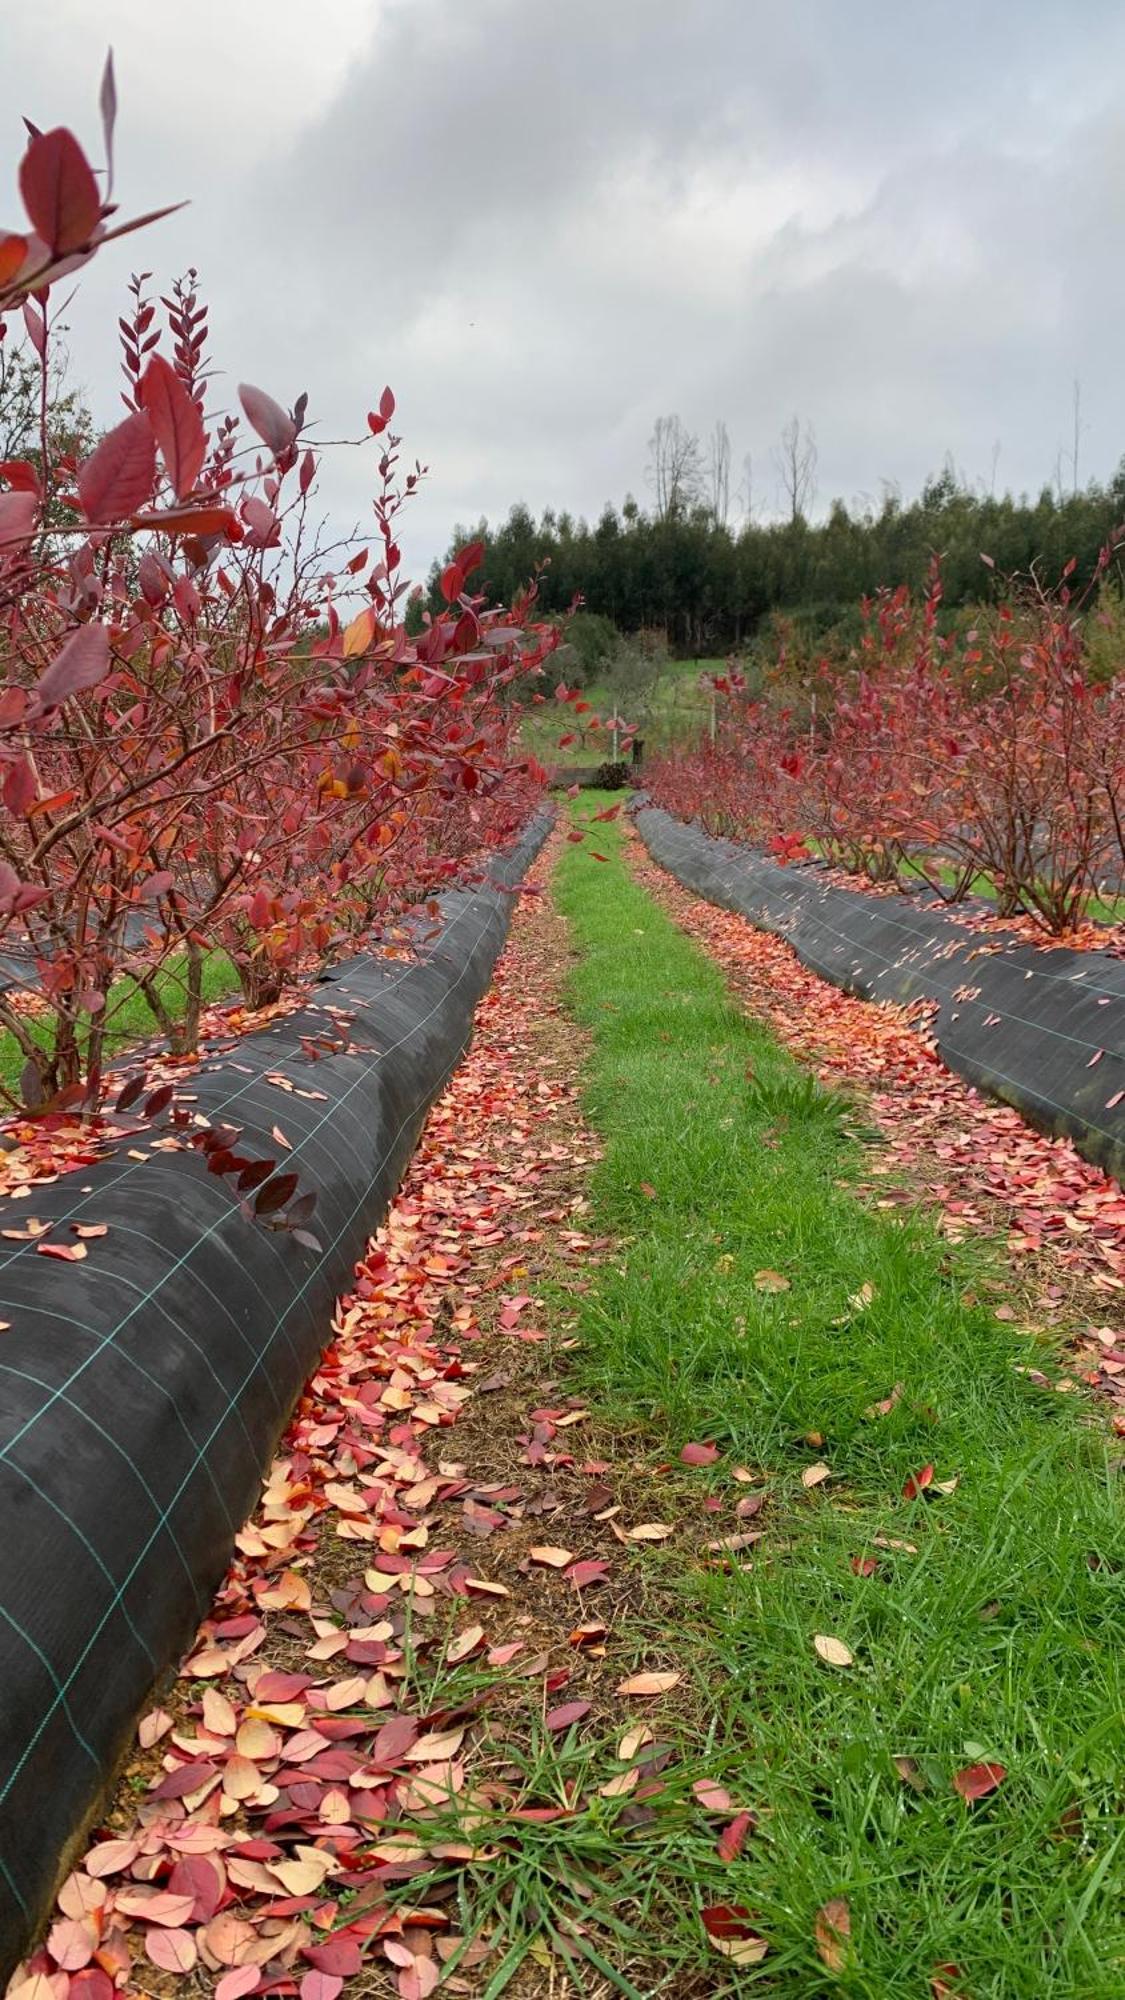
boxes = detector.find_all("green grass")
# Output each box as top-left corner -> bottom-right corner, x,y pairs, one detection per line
0,950 -> 239,1095
548,799 -> 1125,1994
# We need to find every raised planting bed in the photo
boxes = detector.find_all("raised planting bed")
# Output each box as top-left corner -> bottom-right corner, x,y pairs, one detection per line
0,810 -> 551,1978
633,804 -> 1124,1187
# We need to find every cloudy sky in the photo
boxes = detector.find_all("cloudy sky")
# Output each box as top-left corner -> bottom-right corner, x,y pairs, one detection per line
4,0 -> 1125,581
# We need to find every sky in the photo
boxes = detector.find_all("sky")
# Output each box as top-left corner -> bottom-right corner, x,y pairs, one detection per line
4,0 -> 1125,584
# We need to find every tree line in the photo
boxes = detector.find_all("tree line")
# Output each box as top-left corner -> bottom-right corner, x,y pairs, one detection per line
425,416 -> 1125,655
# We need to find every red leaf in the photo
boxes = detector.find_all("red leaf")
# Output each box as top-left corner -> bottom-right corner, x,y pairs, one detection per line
952,1761 -> 1006,1801
0,233 -> 29,287
545,1698 -> 591,1732
19,127 -> 101,253
77,412 -> 157,523
566,1558 -> 610,1589
238,382 -> 297,456
456,538 -> 484,578
0,488 -> 38,554
132,503 -> 237,537
717,1809 -> 755,1861
301,1938 -> 363,1977
681,1441 -> 719,1467
902,1463 -> 934,1500
68,1972 -> 114,2000
701,1903 -> 759,1941
254,1171 -> 299,1216
33,625 -> 110,711
0,458 -> 40,496
367,386 -> 395,436
139,356 -> 206,500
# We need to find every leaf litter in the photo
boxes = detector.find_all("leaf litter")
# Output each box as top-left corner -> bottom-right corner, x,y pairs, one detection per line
13,830 -> 764,2000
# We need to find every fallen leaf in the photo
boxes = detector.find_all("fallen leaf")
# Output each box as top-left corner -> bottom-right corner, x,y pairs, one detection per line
952,1761 -> 1006,1801
717,1810 -> 755,1861
701,1905 -> 769,1966
802,1461 -> 831,1489
815,1897 -> 852,1973
693,1778 -> 734,1812
813,1634 -> 854,1668
616,1670 -> 681,1697
754,1268 -> 790,1293
902,1463 -> 934,1500
680,1441 -> 719,1466
617,1724 -> 654,1760
545,1699 -> 591,1732
528,1544 -> 574,1569
145,1928 -> 199,1974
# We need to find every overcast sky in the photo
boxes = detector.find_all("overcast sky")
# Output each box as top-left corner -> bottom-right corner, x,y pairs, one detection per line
5,0 -> 1125,582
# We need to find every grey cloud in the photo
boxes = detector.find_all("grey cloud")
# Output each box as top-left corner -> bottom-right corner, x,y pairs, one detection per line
5,0 -> 1125,579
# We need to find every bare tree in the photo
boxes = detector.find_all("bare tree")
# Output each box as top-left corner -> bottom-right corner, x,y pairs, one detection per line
738,450 -> 755,522
646,413 -> 703,518
773,414 -> 818,523
706,419 -> 731,525
1071,377 -> 1085,497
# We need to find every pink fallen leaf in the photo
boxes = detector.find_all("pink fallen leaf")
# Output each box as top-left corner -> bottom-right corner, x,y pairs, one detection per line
46,1916 -> 97,1971
693,1778 -> 734,1813
681,1441 -> 719,1466
144,1928 -> 198,1974
215,1969 -> 262,2000
301,1976 -> 344,2000
545,1699 -> 591,1733
83,1839 -> 139,1879
567,1558 -> 610,1589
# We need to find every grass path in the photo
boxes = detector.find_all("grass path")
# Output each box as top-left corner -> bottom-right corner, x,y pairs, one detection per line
553,803 -> 1125,1994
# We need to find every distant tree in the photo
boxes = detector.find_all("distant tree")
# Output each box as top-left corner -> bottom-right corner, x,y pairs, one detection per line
738,449 -> 755,522
646,413 -> 703,519
707,419 -> 731,525
774,414 -> 818,524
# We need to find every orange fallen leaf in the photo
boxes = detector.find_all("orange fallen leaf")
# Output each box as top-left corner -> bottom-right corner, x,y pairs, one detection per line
754,1268 -> 790,1293
528,1544 -> 575,1569
815,1897 -> 851,1972
616,1670 -> 681,1697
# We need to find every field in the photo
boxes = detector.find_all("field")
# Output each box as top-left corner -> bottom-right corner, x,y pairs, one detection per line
520,658 -> 721,769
